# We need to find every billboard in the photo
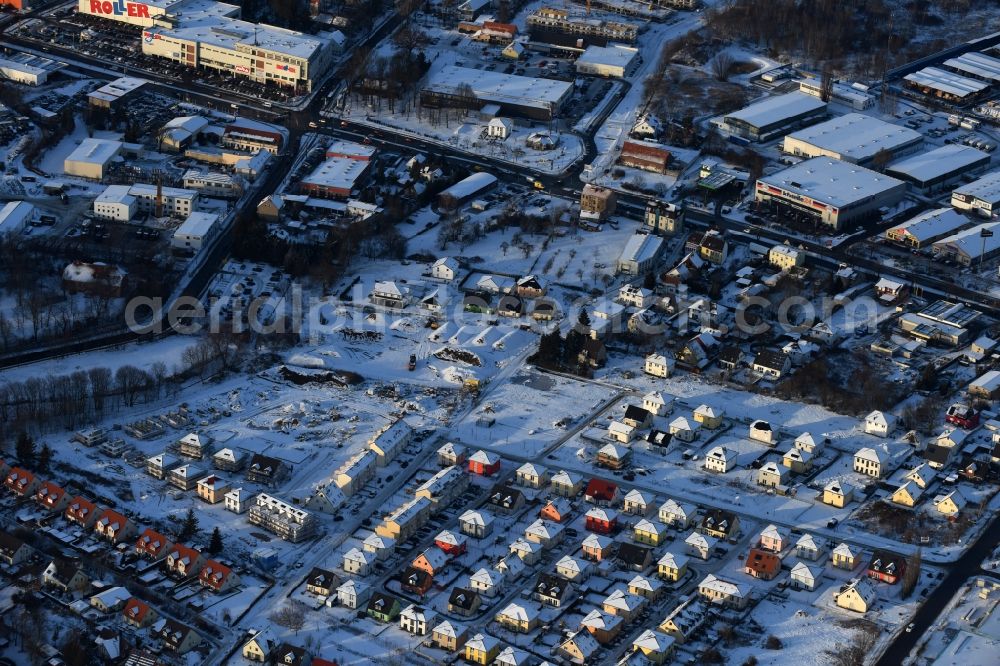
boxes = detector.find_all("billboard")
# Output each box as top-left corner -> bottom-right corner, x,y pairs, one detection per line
87,0 -> 154,18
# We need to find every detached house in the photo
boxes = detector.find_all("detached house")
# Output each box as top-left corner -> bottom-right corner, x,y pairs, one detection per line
122,598 -> 157,628
305,568 -> 338,597
669,416 -> 698,442
704,446 -> 735,473
400,604 -> 437,636
540,497 -> 572,523
5,467 -> 38,497
559,630 -> 601,664
693,404 -> 724,429
412,546 -> 449,578
468,449 -> 501,476
246,454 -> 286,486
135,528 -> 173,560
487,484 -> 525,515
556,554 -> 592,581
698,574 -> 750,609
864,410 -> 895,438
867,550 -> 906,585
836,578 -> 877,613
448,587 -> 481,616
597,442 -> 631,468
757,461 -> 788,489
433,530 -> 466,557
783,447 -> 813,474
934,490 -> 967,518
551,469 -> 584,497
367,593 -> 402,623
0,530 -> 30,566
42,559 -> 89,593
343,548 -> 374,576
823,480 -> 854,507
749,420 -> 775,445
432,619 -> 468,652
629,574 -> 664,600
603,589 -> 647,622
510,538 -> 541,565
94,509 -> 135,544
657,550 -> 689,582
534,572 -> 573,608
584,478 -> 619,506
758,524 -> 787,552
515,462 -> 549,489
459,509 -> 494,539
337,578 -> 371,610
795,534 -> 824,561
525,519 -> 564,549
585,507 -> 618,534
623,488 -> 653,516
632,629 -> 676,665
580,608 -> 624,644
495,601 -> 540,633
165,544 -> 203,578
436,442 -> 467,467
659,499 -> 697,529
644,353 -> 674,378
582,533 -> 615,562
196,475 -> 230,504
199,560 -> 240,593
158,619 -> 201,654
854,447 -> 886,478
633,518 -> 667,546
34,481 -> 68,512
832,542 -> 860,570
699,509 -> 739,540
790,561 -> 819,591
465,634 -> 501,665
469,568 -> 504,598
65,496 -> 99,528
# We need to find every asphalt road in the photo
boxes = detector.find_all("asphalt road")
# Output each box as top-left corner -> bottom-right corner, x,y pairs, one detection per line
874,510 -> 1000,666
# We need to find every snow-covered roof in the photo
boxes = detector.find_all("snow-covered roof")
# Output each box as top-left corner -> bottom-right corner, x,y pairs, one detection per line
758,157 -> 906,209
440,171 -> 498,200
784,113 -> 923,163
724,92 -> 826,130
425,64 -> 572,111
658,550 -> 689,569
577,43 -> 638,70
944,51 -> 1000,83
699,573 -> 748,598
953,170 -> 1000,205
618,233 -> 664,265
886,144 -> 989,184
905,66 -> 989,98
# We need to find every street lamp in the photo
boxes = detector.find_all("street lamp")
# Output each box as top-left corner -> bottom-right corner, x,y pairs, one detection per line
980,227 -> 993,273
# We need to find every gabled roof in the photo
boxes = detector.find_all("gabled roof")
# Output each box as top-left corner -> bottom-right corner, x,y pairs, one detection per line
448,587 -> 479,610
658,550 -> 689,569
584,478 -> 617,501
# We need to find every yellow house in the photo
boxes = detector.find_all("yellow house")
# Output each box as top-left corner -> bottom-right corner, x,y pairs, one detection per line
241,630 -> 275,663
822,480 -> 854,508
633,518 -> 666,546
657,551 -> 689,582
835,578 -> 877,613
933,490 -> 967,517
495,602 -> 539,633
693,404 -> 723,429
432,620 -> 468,652
464,633 -> 500,664
891,481 -> 923,508
632,629 -> 676,664
658,598 -> 707,644
832,542 -> 859,570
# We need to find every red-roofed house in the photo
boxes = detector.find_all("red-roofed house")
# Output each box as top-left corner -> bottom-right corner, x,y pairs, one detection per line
584,479 -> 618,506
165,544 -> 204,577
94,509 -> 135,543
135,528 -> 174,560
65,496 -> 99,528
34,481 -> 68,512
123,597 -> 158,628
199,560 -> 240,593
468,450 -> 501,476
5,467 -> 39,496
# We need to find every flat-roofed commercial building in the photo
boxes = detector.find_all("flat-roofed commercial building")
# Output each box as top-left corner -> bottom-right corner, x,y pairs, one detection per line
142,17 -> 334,91
952,171 -> 1000,218
932,221 -> 1000,266
941,51 -> 1000,87
782,113 -> 923,167
88,76 -> 147,110
77,0 -> 238,28
299,157 -> 370,199
885,208 -> 971,248
0,53 -> 63,85
172,211 -> 220,253
716,92 -> 827,143
64,138 -> 124,180
575,44 -> 639,78
885,144 -> 991,194
421,65 -> 572,121
754,157 -> 906,230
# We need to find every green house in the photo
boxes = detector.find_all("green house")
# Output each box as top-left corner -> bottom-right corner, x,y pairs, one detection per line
367,592 -> 402,623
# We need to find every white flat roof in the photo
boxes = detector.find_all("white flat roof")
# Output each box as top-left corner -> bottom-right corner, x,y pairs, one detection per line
619,233 -> 664,264
95,184 -> 134,205
440,172 -> 497,199
933,221 -> 1000,258
302,157 -> 369,190
724,92 -> 827,130
577,44 -> 638,69
66,138 -> 123,166
886,144 -> 990,183
128,183 -> 198,199
943,51 -> 1000,84
89,77 -> 147,102
889,208 -> 969,243
175,211 -> 219,238
326,139 -> 376,158
0,201 -> 34,229
425,65 -> 572,110
758,157 -> 905,209
149,19 -> 327,60
785,113 -> 923,163
954,170 -> 1000,204
905,67 -> 989,98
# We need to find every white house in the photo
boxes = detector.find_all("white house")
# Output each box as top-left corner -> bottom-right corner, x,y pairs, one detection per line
704,446 -> 735,473
669,416 -> 698,442
644,353 -> 674,378
432,257 -> 459,281
487,117 -> 513,140
642,391 -> 670,416
336,579 -> 371,609
790,562 -> 819,591
864,410 -> 895,438
659,499 -> 697,529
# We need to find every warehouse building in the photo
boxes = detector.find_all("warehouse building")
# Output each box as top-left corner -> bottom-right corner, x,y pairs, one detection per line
899,300 -> 981,346
172,211 -> 220,254
952,171 -> 1000,218
421,65 -> 572,121
904,67 -> 990,103
64,138 -> 125,180
885,144 -> 991,194
617,233 -> 664,275
941,51 -> 1000,87
797,78 -> 874,110
93,183 -> 198,220
299,157 -> 370,199
885,208 -> 971,249
437,172 -> 498,212
782,113 -> 923,167
221,122 -> 284,154
574,44 -> 639,78
88,76 -> 148,110
0,53 -> 63,85
754,157 -> 906,231
932,221 -> 1000,266
182,169 -> 244,198
0,201 -> 36,236
716,92 -> 827,143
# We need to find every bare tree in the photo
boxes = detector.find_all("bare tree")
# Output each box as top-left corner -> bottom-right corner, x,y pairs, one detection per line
710,52 -> 737,82
270,600 -> 307,635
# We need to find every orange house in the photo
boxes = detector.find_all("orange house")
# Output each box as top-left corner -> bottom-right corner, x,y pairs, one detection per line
540,499 -> 571,523
35,481 -> 68,512
199,560 -> 240,593
135,528 -> 173,560
412,547 -> 449,577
